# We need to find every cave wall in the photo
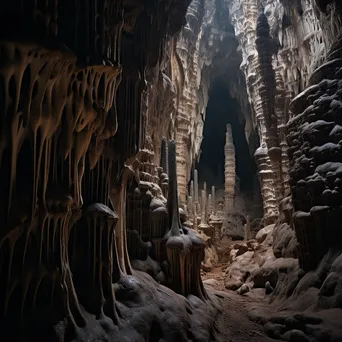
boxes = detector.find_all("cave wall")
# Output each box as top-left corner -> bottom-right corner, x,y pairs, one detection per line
167,0 -> 342,271
226,0 -> 342,269
170,0 -> 341,222
169,0 -> 252,203
226,0 -> 342,224
0,1 -> 221,340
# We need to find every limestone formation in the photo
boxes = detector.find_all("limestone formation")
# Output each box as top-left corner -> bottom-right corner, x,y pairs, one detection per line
224,124 -> 236,210
255,10 -> 284,209
211,185 -> 216,214
288,35 -> 342,271
166,140 -> 207,299
208,194 -> 212,218
194,168 -> 199,209
172,0 -> 251,204
0,1 -> 226,341
2,0 -> 342,340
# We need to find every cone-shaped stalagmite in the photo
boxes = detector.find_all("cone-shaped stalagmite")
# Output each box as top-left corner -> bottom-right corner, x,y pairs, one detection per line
166,141 -> 207,299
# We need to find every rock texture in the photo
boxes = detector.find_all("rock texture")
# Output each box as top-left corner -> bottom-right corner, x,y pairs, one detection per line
225,0 -> 339,224
171,0 -> 252,203
224,124 -> 236,210
288,33 -> 342,271
0,1 -> 226,341
248,248 -> 342,341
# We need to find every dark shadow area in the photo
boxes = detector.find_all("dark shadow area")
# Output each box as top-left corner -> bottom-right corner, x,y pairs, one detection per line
195,79 -> 257,195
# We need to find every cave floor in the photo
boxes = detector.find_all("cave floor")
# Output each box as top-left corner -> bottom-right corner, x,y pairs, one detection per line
203,266 -> 276,342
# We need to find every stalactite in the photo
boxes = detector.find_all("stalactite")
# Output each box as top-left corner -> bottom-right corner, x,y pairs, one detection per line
0,1 -> 220,340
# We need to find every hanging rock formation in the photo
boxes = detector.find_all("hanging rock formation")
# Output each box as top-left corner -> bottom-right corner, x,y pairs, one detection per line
0,1 -> 225,341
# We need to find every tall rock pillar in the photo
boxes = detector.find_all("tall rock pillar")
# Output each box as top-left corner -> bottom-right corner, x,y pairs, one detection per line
224,124 -> 236,210
255,11 -> 284,213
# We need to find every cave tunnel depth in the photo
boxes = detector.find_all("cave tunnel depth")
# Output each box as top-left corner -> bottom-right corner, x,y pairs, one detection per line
195,79 -> 258,197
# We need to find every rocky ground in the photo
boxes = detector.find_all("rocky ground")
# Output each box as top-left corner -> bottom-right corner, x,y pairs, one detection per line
201,223 -> 342,342
203,267 -> 276,342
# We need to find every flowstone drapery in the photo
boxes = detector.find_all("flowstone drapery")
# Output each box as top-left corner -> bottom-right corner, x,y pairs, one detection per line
0,1 -> 224,341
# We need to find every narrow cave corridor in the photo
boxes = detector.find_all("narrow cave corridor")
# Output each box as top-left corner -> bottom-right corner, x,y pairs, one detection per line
196,80 -> 257,196
1,1 -> 342,342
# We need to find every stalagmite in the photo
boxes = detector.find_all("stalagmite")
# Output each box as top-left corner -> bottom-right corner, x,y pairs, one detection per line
187,195 -> 193,217
224,124 -> 236,211
211,186 -> 216,215
194,169 -> 199,210
2,0 -> 342,341
166,140 -> 207,299
208,194 -> 212,219
0,1 -> 233,341
201,189 -> 206,224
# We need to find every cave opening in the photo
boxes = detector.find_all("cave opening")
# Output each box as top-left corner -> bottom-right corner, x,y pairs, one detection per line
195,79 -> 262,217
197,80 -> 257,191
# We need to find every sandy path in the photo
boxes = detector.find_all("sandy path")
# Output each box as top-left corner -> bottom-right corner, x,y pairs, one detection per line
203,267 -> 276,342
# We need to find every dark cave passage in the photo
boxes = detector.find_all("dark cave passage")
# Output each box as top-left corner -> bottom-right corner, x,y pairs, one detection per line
196,80 -> 258,196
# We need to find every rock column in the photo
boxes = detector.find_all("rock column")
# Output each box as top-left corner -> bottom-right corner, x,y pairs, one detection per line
211,185 -> 216,215
194,169 -> 199,214
224,124 -> 236,211
207,194 -> 212,220
201,189 -> 206,225
254,143 -> 278,224
255,11 -> 284,211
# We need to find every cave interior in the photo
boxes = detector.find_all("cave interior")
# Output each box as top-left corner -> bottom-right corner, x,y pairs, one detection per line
0,0 -> 342,341
196,79 -> 261,210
